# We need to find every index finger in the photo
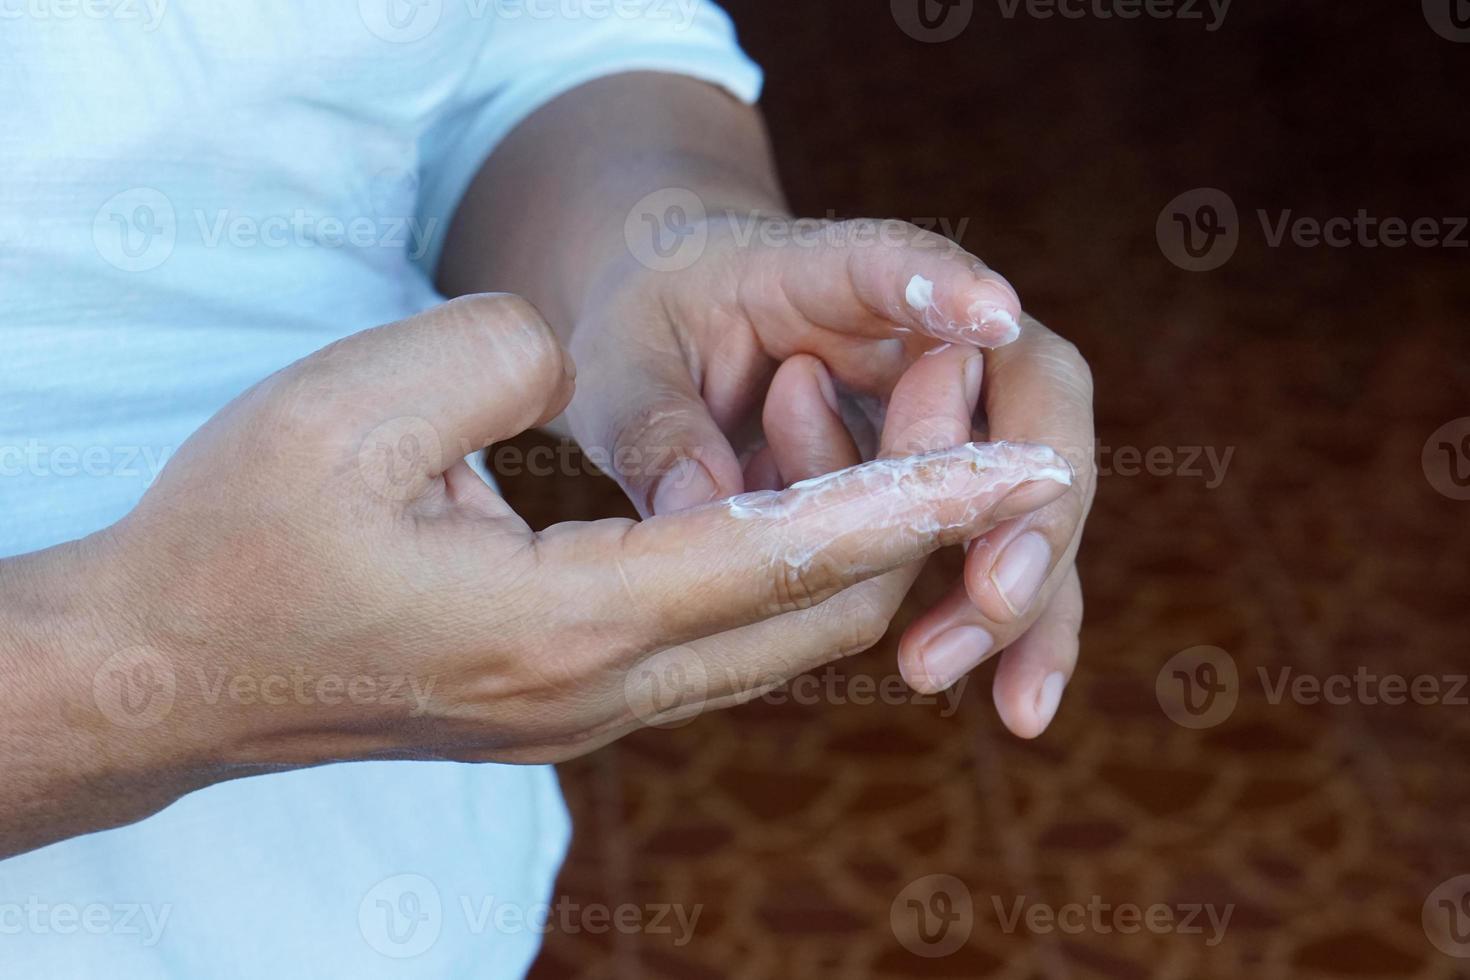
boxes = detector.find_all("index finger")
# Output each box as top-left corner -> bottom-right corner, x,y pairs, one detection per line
740,219 -> 1024,353
554,441 -> 1073,650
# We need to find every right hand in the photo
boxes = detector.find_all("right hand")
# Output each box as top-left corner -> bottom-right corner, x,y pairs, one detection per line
84,295 -> 1072,770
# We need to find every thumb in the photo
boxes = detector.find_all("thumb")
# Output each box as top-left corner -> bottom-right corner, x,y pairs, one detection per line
568,332 -> 744,518
283,293 -> 575,497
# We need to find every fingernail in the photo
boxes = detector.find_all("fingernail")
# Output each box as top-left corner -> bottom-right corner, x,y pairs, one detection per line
1035,671 -> 1067,730
990,531 -> 1051,618
921,625 -> 995,691
971,263 -> 1019,302
812,360 -> 840,415
651,458 -> 719,515
962,353 -> 983,411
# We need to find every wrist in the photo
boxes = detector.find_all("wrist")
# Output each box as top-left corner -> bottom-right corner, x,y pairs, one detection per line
0,533 -> 232,853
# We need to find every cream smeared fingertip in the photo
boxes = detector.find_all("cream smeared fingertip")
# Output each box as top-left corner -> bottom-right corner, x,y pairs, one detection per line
964,301 -> 1022,348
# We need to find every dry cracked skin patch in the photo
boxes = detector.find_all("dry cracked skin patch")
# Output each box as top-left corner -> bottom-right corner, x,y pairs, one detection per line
724,441 -> 1073,572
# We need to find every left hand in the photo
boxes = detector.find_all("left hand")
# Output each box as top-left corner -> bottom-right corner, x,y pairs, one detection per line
566,214 -> 1096,737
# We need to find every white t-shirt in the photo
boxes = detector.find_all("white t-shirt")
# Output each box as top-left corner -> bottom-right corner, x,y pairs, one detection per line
0,3 -> 760,975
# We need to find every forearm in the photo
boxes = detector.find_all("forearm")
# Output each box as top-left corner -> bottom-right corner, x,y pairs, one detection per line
0,536 -> 239,859
436,71 -> 788,341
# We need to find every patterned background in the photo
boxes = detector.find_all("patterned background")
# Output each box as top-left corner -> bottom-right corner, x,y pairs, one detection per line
509,2 -> 1470,976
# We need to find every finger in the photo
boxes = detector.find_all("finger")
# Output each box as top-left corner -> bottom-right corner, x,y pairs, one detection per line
992,566 -> 1083,739
544,440 -> 1074,648
569,320 -> 748,517
878,342 -> 983,457
897,524 -> 1076,695
740,219 -> 1023,352
277,293 -> 575,494
619,583 -> 904,730
961,314 -> 1095,625
608,346 -> 1005,726
762,354 -> 861,483
742,444 -> 782,492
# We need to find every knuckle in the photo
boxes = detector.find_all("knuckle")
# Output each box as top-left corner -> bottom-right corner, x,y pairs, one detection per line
250,371 -> 338,451
442,293 -> 565,381
838,606 -> 892,657
1050,336 -> 1095,403
767,556 -> 841,616
606,397 -> 703,474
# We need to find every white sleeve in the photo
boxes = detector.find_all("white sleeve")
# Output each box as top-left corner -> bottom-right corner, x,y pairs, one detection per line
413,1 -> 764,276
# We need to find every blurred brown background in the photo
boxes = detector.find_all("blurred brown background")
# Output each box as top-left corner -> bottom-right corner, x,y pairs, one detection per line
518,1 -> 1470,977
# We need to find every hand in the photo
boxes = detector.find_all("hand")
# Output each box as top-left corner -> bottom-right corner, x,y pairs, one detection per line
567,216 -> 1096,736
53,296 -> 1069,817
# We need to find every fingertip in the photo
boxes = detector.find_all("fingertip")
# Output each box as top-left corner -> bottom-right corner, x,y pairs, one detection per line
958,266 -> 1023,348
995,665 -> 1069,740
763,354 -> 862,484
993,609 -> 1077,738
651,457 -> 722,515
990,475 -> 1072,525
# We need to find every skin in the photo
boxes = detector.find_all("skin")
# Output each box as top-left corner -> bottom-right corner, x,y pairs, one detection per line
439,72 -> 1097,738
0,72 -> 1096,859
0,295 -> 1068,860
